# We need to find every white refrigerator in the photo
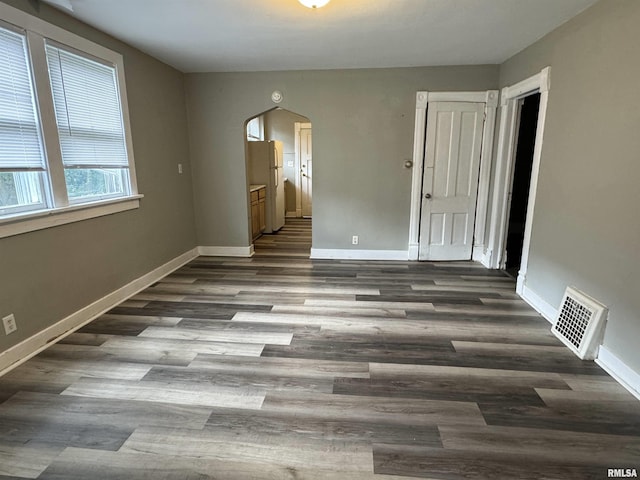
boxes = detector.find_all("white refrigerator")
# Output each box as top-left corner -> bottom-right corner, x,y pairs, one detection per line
248,140 -> 285,233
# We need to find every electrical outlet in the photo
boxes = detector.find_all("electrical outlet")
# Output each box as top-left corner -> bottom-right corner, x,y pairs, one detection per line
352,235 -> 359,245
178,163 -> 183,174
2,314 -> 17,335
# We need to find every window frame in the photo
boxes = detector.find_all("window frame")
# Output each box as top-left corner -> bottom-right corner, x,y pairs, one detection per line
0,3 -> 141,239
0,172 -> 49,216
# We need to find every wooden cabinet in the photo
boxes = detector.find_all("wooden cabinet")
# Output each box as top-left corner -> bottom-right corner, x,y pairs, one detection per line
250,185 -> 266,240
258,187 -> 266,232
251,191 -> 260,239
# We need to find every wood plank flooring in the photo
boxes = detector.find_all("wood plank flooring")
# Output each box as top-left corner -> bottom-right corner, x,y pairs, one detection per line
1,218 -> 639,479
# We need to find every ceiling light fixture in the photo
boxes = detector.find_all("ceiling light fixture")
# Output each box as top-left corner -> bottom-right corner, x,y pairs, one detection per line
298,0 -> 330,9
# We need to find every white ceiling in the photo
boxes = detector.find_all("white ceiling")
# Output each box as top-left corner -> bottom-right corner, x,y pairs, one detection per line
41,0 -> 599,73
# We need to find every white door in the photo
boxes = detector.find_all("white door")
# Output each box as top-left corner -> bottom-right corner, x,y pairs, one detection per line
419,101 -> 485,261
300,126 -> 312,217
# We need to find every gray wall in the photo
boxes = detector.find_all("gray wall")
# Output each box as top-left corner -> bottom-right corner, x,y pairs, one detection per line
499,0 -> 640,372
185,66 -> 498,250
0,1 -> 196,354
263,109 -> 310,214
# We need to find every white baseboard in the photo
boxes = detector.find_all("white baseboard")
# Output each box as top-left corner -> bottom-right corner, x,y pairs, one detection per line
516,273 -> 525,296
310,248 -> 408,261
408,243 -> 419,261
285,211 -> 297,218
596,346 -> 640,401
0,247 -> 199,377
198,245 -> 254,257
479,249 -> 492,268
520,283 -> 558,324
472,245 -> 484,262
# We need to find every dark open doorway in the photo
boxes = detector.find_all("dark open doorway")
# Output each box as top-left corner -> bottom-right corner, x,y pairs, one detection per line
505,93 -> 541,278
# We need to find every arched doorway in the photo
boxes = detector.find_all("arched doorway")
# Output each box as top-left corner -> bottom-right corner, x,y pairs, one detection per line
244,108 -> 312,256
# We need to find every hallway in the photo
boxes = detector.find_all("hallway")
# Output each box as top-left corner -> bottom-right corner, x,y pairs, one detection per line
253,218 -> 311,257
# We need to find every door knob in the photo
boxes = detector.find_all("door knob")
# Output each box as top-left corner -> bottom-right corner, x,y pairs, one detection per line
424,193 -> 432,199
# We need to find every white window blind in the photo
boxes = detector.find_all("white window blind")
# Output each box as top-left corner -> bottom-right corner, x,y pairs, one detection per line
0,26 -> 45,169
46,43 -> 128,168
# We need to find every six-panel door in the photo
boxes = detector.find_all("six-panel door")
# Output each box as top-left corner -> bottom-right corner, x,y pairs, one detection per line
419,101 -> 485,261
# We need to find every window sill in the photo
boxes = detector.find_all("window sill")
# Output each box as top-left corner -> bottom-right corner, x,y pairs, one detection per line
0,194 -> 144,239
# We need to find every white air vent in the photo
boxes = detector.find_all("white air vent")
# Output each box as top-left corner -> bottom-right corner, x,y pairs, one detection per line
552,286 -> 608,360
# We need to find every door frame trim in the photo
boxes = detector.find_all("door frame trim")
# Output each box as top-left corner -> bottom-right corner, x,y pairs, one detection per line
408,90 -> 499,261
294,122 -> 312,218
486,67 -> 551,295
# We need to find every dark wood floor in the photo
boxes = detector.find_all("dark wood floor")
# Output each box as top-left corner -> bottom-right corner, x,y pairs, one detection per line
1,218 -> 639,479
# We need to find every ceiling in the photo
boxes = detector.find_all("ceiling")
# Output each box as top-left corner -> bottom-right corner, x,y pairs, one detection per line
40,0 -> 599,73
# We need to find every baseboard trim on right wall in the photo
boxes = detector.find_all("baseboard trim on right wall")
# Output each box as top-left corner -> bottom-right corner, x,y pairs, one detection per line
520,284 -> 557,324
596,346 -> 640,401
520,282 -> 640,402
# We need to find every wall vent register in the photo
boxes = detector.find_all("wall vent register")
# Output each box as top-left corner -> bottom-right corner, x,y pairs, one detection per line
552,286 -> 608,360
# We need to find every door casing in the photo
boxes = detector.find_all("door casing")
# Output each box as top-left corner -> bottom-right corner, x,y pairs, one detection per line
294,122 -> 312,218
486,67 -> 551,295
408,90 -> 499,261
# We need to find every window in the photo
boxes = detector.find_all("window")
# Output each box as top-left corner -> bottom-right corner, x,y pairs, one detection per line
0,4 -> 140,238
46,43 -> 130,202
0,25 -> 47,215
246,116 -> 263,141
